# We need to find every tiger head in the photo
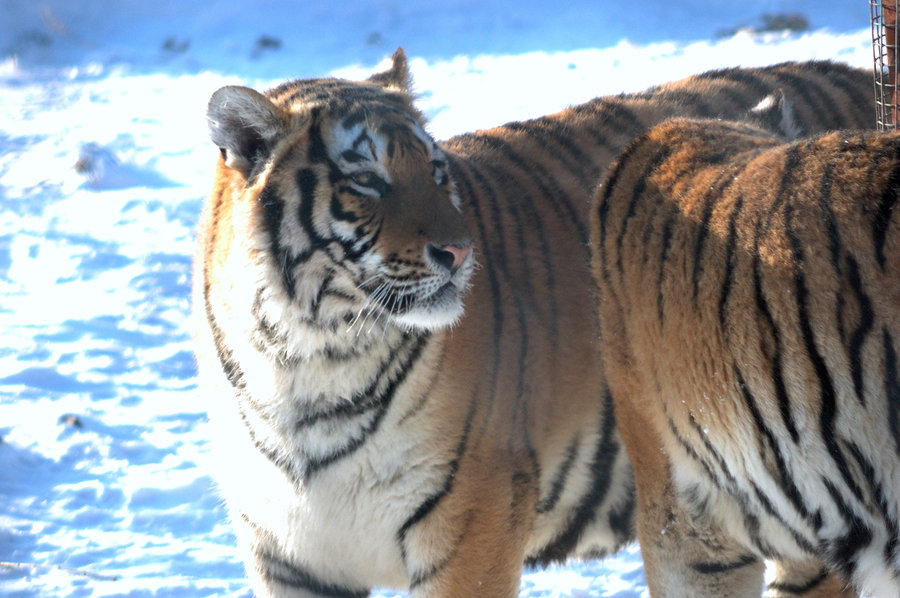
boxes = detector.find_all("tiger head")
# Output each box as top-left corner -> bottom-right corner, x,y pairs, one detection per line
206,49 -> 474,334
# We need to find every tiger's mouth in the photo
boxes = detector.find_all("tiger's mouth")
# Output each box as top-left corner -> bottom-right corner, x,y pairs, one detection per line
358,278 -> 463,325
355,254 -> 474,332
389,279 -> 468,330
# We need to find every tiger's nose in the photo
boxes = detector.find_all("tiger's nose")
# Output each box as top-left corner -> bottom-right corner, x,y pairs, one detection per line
427,242 -> 473,273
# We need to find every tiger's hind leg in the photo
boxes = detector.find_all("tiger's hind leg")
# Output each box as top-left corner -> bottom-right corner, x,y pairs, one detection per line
766,559 -> 856,598
612,389 -> 765,597
633,483 -> 766,597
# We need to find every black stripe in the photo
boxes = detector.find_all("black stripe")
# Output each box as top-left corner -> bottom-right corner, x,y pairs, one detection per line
398,396 -> 478,585
655,203 -> 678,322
734,369 -> 818,530
456,131 -> 588,248
345,216 -> 381,260
684,402 -> 817,556
297,166 -> 330,250
885,329 -> 900,454
766,568 -> 829,595
502,119 -> 595,182
693,162 -> 741,303
577,99 -> 643,140
202,193 -> 247,391
304,334 -> 429,479
694,67 -> 770,99
202,199 -> 308,487
235,400 -> 304,488
395,344 -> 445,425
747,480 -> 817,555
783,197 -> 864,502
663,410 -> 781,558
815,154 -> 867,407
844,255 -> 874,404
466,145 -> 555,479
873,152 -> 900,269
595,135 -> 640,247
310,269 -> 335,320
452,150 -> 514,288
752,147 -> 801,443
751,252 -> 798,444
466,141 -> 550,317
690,553 -> 757,575
717,195 -> 744,334
815,153 -> 843,278
206,293 -> 247,391
446,157 -> 505,353
293,342 -> 414,430
251,287 -> 348,363
664,407 -> 719,486
821,478 -> 873,580
508,308 -> 542,507
663,421 -> 778,560
329,189 -> 360,222
257,548 -> 369,598
814,61 -> 874,128
260,187 -> 297,298
442,155 -> 533,486
535,433 -> 581,514
614,146 -> 673,277
606,473 -> 636,547
526,389 -> 622,566
845,440 -> 900,566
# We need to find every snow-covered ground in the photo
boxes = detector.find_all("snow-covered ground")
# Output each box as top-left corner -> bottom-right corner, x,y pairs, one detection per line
0,2 -> 876,596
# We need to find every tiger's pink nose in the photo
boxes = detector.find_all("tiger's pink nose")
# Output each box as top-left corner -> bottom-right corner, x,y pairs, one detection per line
427,242 -> 473,273
443,243 -> 472,270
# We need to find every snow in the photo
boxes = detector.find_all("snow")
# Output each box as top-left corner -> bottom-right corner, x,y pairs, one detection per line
0,1 -> 876,596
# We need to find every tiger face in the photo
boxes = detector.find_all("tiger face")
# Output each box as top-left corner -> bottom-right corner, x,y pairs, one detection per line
206,67 -> 474,336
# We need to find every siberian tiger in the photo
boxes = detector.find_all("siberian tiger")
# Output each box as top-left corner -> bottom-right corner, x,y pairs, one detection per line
593,119 -> 900,597
193,48 -> 873,597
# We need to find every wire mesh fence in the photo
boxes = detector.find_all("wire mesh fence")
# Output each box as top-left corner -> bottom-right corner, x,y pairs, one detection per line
872,0 -> 899,130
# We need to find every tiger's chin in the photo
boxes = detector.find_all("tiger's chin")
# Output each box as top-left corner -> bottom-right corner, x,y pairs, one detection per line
389,283 -> 468,331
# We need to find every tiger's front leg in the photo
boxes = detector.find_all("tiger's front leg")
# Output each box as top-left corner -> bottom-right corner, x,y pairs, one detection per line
402,509 -> 529,597
399,465 -> 534,598
234,512 -> 373,598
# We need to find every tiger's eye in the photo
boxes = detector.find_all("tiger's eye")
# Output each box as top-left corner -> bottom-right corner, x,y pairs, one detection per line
352,171 -> 380,187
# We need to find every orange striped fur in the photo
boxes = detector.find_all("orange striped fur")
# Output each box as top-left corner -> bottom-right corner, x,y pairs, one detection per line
594,119 -> 900,597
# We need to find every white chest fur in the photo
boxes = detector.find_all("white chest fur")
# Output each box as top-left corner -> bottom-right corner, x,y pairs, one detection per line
200,324 -> 447,589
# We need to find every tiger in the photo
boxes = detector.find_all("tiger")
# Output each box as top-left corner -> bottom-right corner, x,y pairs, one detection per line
592,118 -> 900,598
193,47 -> 874,597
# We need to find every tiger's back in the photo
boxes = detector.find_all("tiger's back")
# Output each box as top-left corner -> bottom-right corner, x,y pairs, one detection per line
593,120 -> 900,597
194,51 -> 874,597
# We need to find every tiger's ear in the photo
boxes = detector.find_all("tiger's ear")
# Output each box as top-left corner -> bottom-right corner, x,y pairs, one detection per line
208,85 -> 289,177
368,47 -> 412,92
748,89 -> 803,141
